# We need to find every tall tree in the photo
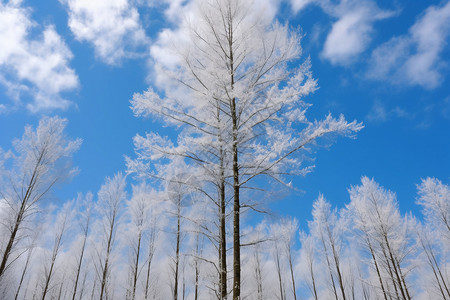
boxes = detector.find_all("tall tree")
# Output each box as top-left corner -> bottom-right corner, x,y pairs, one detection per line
417,178 -> 450,244
40,202 -> 71,300
71,193 -> 93,300
0,116 -> 81,283
130,1 -> 362,299
310,195 -> 347,300
348,177 -> 413,300
95,173 -> 127,300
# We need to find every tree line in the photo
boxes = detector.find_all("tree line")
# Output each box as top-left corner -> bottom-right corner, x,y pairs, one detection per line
0,0 -> 447,299
0,116 -> 448,300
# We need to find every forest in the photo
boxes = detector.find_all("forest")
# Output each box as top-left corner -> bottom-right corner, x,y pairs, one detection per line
0,0 -> 449,299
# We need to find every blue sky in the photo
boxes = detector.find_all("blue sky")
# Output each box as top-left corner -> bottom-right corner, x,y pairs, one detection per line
0,0 -> 449,226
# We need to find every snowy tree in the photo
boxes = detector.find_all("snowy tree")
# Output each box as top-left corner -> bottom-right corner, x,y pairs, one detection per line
417,178 -> 450,244
39,202 -> 72,300
348,177 -> 414,300
124,183 -> 161,300
416,178 -> 450,299
130,1 -> 362,298
94,173 -> 127,300
70,193 -> 93,300
309,195 -> 348,300
0,116 -> 81,285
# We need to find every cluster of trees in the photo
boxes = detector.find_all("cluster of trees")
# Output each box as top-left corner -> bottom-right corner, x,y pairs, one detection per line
0,117 -> 448,300
0,0 -> 447,299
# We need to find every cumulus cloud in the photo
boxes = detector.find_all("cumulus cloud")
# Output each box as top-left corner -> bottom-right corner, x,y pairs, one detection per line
368,1 -> 450,89
290,0 -> 393,66
0,1 -> 79,112
62,0 -> 149,65
149,0 -> 282,86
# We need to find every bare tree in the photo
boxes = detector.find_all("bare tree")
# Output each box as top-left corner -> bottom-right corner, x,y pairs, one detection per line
348,177 -> 413,300
95,173 -> 127,300
40,202 -> 71,300
71,193 -> 93,300
130,1 -> 362,299
310,195 -> 347,300
270,218 -> 299,300
299,231 -> 319,300
417,178 -> 450,244
0,116 -> 81,282
415,223 -> 450,299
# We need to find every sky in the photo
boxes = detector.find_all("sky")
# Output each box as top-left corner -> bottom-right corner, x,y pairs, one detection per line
0,0 -> 449,228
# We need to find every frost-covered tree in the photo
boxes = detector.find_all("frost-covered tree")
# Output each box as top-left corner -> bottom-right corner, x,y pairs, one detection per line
95,173 -> 127,300
124,183 -> 160,300
270,218 -> 299,300
299,231 -> 319,300
416,178 -> 450,299
348,177 -> 414,300
417,178 -> 450,244
130,0 -> 362,298
39,202 -> 72,300
0,116 -> 81,285
309,195 -> 348,300
70,193 -> 93,300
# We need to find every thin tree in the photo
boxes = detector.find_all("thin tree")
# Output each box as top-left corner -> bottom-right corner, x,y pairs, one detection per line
40,202 -> 71,300
417,178 -> 450,243
96,173 -> 127,300
71,193 -> 93,300
348,177 -> 413,300
130,1 -> 362,299
310,195 -> 347,300
415,222 -> 450,299
0,116 -> 81,281
299,232 -> 318,300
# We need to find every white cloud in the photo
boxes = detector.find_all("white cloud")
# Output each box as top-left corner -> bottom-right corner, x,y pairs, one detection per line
322,8 -> 374,65
368,1 -> 450,89
0,1 -> 78,112
149,0 -> 282,87
291,0 -> 316,13
63,0 -> 149,65
366,101 -> 414,123
290,0 -> 393,66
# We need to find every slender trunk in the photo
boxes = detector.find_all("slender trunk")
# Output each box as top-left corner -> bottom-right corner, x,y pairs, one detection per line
366,236 -> 388,300
320,234 -> 339,300
228,24 -> 241,300
0,211 -> 23,279
379,242 -> 400,300
42,217 -> 66,300
78,270 -> 88,300
57,274 -> 65,300
423,241 -> 448,299
144,230 -> 156,300
274,244 -> 285,300
231,108 -> 240,300
254,247 -> 263,300
194,257 -> 199,300
287,248 -> 297,300
308,255 -> 318,300
100,214 -> 116,300
174,205 -> 181,300
15,247 -> 34,300
219,146 -> 227,299
383,233 -> 409,300
41,249 -> 58,300
217,104 -> 228,299
328,229 -> 346,300
131,231 -> 142,300
72,227 -> 89,300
